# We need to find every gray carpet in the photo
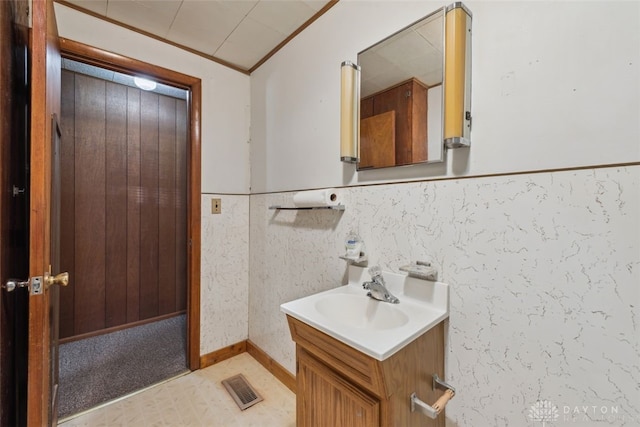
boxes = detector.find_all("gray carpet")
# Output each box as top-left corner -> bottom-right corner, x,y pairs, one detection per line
58,314 -> 188,419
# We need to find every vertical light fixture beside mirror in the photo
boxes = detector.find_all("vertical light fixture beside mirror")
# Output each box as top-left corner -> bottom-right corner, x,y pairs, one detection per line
340,61 -> 360,163
443,2 -> 472,149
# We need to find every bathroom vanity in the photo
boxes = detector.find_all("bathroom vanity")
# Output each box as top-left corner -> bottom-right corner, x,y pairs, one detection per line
288,316 -> 444,426
281,266 -> 450,427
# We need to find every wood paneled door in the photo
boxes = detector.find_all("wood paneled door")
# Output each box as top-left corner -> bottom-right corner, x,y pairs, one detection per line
59,69 -> 188,339
0,0 -> 30,424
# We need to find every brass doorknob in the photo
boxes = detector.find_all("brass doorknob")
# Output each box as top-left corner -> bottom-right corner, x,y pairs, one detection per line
45,272 -> 69,289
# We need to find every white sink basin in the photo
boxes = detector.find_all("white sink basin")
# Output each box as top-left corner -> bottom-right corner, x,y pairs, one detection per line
314,293 -> 410,330
281,266 -> 449,360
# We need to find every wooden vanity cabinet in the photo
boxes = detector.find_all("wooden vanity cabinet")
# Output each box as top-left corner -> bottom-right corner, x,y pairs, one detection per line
360,78 -> 429,168
297,349 -> 380,426
287,315 -> 445,427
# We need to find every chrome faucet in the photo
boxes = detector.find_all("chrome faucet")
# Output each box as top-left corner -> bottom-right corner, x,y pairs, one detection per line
362,266 -> 399,304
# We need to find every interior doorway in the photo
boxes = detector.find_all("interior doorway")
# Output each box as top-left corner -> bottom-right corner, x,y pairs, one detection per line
59,59 -> 189,338
58,58 -> 189,417
56,39 -> 202,418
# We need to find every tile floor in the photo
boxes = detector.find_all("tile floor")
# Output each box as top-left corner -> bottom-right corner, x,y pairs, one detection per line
58,353 -> 296,427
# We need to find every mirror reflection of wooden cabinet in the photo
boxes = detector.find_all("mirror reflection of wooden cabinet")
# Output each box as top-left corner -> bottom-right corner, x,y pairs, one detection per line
360,78 -> 428,169
360,111 -> 396,169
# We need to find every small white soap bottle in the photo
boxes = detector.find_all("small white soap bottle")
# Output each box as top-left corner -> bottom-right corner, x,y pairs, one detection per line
345,232 -> 362,259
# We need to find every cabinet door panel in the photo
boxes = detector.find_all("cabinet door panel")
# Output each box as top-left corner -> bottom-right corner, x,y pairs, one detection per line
372,81 -> 412,165
360,111 -> 396,169
298,349 -> 379,427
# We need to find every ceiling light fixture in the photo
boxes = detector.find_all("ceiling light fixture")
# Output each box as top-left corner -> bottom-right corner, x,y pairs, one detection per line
133,76 -> 157,91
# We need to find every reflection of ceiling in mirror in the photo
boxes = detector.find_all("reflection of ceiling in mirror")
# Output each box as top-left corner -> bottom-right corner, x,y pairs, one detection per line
359,11 -> 444,98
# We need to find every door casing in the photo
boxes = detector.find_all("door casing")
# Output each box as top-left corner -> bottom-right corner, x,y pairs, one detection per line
58,37 -> 203,371
27,0 -> 61,424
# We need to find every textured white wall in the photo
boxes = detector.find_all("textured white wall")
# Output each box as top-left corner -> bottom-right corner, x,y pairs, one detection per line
249,166 -> 640,426
250,0 -> 640,193
55,3 -> 251,195
200,195 -> 249,355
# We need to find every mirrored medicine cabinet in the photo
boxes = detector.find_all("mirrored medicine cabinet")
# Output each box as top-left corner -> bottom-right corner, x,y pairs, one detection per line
340,3 -> 472,171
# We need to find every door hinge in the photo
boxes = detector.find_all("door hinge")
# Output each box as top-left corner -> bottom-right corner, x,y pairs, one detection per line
12,185 -> 26,197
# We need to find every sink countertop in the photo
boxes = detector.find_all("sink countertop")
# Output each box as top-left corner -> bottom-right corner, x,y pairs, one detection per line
280,266 -> 449,361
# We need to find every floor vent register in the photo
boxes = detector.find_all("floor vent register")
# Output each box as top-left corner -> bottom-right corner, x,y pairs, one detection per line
221,374 -> 264,410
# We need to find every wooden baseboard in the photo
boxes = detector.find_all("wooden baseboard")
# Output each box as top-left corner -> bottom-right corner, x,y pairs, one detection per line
199,341 -> 247,368
199,340 -> 296,394
247,340 -> 296,393
59,311 -> 186,345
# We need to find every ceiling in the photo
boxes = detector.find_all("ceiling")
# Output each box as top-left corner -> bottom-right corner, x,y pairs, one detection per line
359,8 -> 444,98
57,0 -> 335,74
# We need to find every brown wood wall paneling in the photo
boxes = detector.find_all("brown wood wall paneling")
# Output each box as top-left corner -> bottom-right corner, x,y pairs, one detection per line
139,91 -> 160,320
175,99 -> 188,311
158,96 -> 176,315
59,71 -> 188,339
74,73 -> 107,335
105,82 -> 128,328
126,87 -> 141,323
59,70 -> 76,339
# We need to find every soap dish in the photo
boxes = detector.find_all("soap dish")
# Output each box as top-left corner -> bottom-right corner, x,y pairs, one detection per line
339,254 -> 368,265
400,262 -> 438,281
